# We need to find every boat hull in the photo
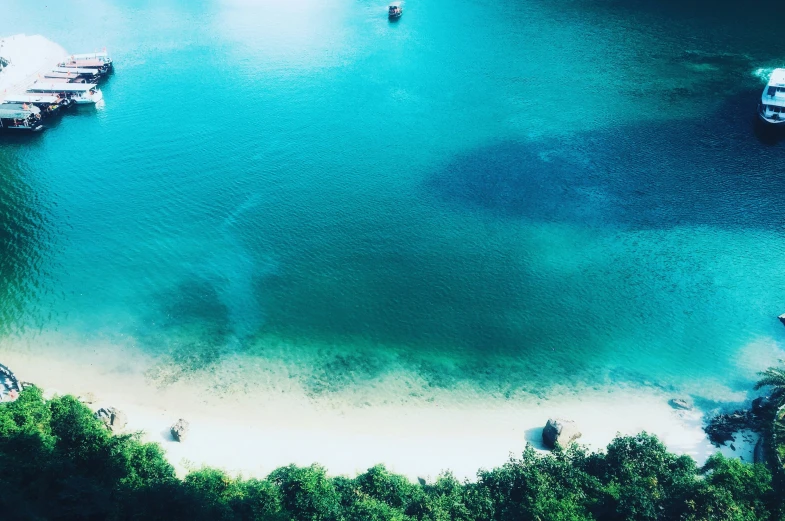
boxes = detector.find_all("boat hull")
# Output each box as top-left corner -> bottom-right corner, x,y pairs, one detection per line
73,89 -> 103,105
758,105 -> 785,125
0,125 -> 43,132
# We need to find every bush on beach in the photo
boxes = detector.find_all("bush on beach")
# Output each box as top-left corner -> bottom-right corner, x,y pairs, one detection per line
0,387 -> 782,521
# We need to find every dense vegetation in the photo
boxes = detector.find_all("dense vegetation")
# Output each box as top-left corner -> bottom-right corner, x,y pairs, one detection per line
755,365 -> 785,472
0,387 -> 783,521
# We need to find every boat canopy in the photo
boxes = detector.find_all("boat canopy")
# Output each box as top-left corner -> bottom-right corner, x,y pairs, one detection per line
69,51 -> 110,61
51,66 -> 100,75
0,104 -> 41,119
60,59 -> 106,68
3,94 -> 61,104
769,68 -> 785,87
41,77 -> 75,84
28,83 -> 98,92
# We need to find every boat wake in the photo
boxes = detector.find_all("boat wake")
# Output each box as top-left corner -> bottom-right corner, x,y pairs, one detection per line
752,67 -> 779,84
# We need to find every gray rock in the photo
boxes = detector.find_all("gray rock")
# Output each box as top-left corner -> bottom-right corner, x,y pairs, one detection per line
79,392 -> 96,404
542,418 -> 582,449
170,418 -> 190,442
94,407 -> 127,433
112,409 -> 128,431
752,396 -> 774,417
95,407 -> 112,426
754,438 -> 768,464
669,398 -> 692,410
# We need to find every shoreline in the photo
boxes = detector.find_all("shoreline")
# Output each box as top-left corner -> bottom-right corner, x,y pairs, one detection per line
0,34 -> 66,99
0,345 -> 761,481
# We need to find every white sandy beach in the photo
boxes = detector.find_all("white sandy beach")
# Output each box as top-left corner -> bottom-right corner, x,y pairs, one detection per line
0,34 -> 66,100
0,342 -> 761,482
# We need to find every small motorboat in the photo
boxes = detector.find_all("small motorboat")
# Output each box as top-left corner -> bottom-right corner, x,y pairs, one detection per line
388,3 -> 402,19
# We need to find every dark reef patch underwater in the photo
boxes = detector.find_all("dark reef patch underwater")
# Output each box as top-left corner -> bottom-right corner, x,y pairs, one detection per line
427,90 -> 785,231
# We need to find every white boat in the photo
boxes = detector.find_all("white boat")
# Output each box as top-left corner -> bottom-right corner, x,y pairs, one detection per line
45,70 -> 100,83
52,66 -> 101,74
26,82 -> 103,104
60,51 -> 113,72
70,51 -> 112,64
758,68 -> 785,125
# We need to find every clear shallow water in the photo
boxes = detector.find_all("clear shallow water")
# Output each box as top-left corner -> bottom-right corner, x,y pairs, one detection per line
2,0 -> 785,401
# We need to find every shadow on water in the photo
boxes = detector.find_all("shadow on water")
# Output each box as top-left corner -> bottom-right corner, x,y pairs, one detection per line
752,117 -> 785,146
426,89 -> 785,232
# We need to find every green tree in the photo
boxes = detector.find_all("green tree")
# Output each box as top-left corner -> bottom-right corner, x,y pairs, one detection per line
477,444 -> 598,521
354,464 -> 417,510
594,433 -> 699,521
699,454 -> 773,520
755,365 -> 785,407
269,464 -> 341,521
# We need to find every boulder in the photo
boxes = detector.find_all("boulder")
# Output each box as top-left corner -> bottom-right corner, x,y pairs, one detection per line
542,418 -> 581,449
669,398 -> 692,410
79,391 -> 97,404
170,418 -> 190,442
779,313 -> 785,326
94,407 -> 127,433
704,409 -> 754,446
752,396 -> 774,417
112,409 -> 128,431
754,438 -> 768,464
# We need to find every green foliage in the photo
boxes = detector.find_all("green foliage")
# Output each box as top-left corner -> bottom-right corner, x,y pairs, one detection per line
596,433 -> 699,520
698,454 -> 773,520
269,464 -> 341,521
477,444 -> 600,521
0,388 -> 782,521
755,366 -> 785,408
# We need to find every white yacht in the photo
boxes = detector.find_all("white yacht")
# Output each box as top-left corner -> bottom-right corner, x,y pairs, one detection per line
26,82 -> 103,105
758,68 -> 785,125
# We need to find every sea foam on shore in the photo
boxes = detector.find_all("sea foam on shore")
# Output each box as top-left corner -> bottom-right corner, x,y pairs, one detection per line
0,337 -> 762,481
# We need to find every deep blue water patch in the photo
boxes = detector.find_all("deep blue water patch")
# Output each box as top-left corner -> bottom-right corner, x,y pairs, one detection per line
428,91 -> 785,232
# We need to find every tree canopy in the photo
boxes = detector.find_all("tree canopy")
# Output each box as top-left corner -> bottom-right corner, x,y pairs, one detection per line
0,387 -> 782,521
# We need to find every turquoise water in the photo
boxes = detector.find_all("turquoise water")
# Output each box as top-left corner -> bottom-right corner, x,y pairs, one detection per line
3,0 -> 785,400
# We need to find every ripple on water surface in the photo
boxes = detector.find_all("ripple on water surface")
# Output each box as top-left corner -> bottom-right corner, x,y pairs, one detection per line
1,0 -> 785,403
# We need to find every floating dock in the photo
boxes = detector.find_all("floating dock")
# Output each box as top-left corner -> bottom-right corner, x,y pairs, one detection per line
0,36 -> 112,131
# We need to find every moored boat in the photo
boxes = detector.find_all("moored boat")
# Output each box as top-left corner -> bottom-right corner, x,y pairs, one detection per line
0,104 -> 44,131
758,68 -> 785,125
44,69 -> 101,83
26,82 -> 103,105
59,51 -> 113,74
388,3 -> 403,19
2,93 -> 72,118
58,59 -> 112,75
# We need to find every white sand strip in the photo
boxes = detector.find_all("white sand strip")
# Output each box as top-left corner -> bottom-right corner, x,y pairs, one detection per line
0,34 -> 67,100
0,345 -> 757,482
